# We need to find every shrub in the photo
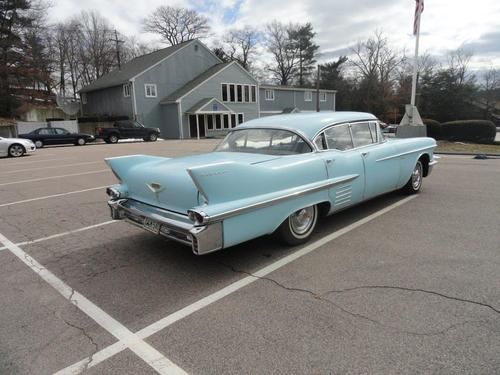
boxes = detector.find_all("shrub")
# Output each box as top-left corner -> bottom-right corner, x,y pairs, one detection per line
423,119 -> 442,139
440,120 -> 496,144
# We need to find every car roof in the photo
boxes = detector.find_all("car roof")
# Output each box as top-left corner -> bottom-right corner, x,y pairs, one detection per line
238,111 -> 378,139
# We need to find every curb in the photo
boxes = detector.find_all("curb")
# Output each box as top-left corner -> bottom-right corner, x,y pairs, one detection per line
435,151 -> 500,157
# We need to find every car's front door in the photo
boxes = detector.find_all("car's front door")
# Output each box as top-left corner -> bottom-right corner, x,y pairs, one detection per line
54,128 -> 74,144
38,128 -> 56,145
317,124 -> 365,211
350,122 -> 400,198
0,138 -> 7,155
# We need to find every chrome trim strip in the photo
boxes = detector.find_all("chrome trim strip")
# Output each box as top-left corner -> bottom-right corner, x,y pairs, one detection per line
429,160 -> 438,166
200,174 -> 359,223
376,146 -> 436,162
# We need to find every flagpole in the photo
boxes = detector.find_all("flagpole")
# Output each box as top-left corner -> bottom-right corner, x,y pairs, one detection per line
410,3 -> 422,118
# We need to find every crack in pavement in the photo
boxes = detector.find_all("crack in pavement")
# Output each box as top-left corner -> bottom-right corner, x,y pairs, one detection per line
219,262 -> 499,337
60,316 -> 99,373
322,285 -> 500,315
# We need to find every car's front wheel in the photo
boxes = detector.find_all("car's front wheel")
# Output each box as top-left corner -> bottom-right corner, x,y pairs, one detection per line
148,133 -> 158,142
277,204 -> 318,245
403,160 -> 423,194
34,140 -> 43,148
8,144 -> 25,158
76,138 -> 86,146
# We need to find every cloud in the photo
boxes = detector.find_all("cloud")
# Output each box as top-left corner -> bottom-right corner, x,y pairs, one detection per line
47,0 -> 500,69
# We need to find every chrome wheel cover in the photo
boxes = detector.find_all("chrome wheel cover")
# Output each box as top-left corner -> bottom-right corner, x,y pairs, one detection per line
412,161 -> 423,190
10,145 -> 24,157
77,138 -> 85,145
110,135 -> 118,143
35,140 -> 43,148
289,206 -> 316,238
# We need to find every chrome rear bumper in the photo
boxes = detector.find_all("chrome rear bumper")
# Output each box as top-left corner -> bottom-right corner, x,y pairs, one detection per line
108,199 -> 223,255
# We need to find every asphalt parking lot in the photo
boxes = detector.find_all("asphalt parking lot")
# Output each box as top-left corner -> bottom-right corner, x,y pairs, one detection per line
1,140 -> 499,375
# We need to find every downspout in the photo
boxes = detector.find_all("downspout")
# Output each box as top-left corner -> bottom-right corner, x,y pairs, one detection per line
130,79 -> 138,120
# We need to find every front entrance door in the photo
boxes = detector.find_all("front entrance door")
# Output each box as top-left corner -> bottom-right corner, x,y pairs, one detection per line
189,115 -> 206,138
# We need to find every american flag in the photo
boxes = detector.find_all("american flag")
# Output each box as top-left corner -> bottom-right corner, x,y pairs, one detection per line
413,0 -> 424,35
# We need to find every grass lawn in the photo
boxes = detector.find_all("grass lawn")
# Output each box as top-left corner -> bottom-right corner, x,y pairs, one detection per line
436,140 -> 500,154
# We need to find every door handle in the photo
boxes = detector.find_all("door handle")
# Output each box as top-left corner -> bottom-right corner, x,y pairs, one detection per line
362,152 -> 370,157
325,159 -> 334,164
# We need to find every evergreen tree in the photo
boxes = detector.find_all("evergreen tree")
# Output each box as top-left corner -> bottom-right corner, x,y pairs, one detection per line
288,23 -> 318,86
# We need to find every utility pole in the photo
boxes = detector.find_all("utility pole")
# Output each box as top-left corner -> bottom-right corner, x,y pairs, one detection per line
109,30 -> 125,69
316,64 -> 321,112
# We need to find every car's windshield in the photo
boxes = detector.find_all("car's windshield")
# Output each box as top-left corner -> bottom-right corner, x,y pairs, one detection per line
215,128 -> 312,155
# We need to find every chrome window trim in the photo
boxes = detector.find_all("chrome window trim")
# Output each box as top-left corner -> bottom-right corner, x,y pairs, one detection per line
215,126 -> 315,154
312,120 -> 386,153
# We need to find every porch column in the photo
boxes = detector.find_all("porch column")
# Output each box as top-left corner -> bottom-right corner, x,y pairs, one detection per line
196,115 -> 200,140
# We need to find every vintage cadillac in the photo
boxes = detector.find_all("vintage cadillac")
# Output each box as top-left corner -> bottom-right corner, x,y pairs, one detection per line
106,112 -> 437,255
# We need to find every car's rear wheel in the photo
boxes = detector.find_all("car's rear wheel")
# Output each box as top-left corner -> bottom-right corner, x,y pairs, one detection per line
403,160 -> 423,194
277,204 -> 318,245
8,144 -> 25,158
148,133 -> 158,142
34,140 -> 43,148
76,137 -> 86,146
108,134 -> 119,144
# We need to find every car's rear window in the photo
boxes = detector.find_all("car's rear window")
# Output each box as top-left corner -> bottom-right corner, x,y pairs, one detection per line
215,129 -> 312,155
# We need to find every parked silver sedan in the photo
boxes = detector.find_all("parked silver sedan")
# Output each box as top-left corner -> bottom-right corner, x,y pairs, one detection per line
0,136 -> 37,157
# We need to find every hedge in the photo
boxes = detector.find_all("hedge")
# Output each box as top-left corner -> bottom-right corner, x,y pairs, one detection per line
423,119 -> 442,139
440,120 -> 496,144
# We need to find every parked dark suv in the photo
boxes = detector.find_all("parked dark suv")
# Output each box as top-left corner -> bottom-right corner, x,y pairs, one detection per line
96,120 -> 161,143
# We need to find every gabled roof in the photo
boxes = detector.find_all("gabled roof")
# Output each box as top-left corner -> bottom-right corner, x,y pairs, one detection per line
80,40 -> 195,93
160,63 -> 231,103
186,98 -> 233,113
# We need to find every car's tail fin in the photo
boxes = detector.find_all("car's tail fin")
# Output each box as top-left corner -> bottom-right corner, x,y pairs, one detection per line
105,155 -> 168,181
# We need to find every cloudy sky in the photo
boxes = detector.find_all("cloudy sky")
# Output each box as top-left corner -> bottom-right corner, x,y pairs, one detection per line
47,0 -> 500,70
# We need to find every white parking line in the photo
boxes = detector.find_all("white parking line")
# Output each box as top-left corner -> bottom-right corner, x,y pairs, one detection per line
0,157 -> 77,166
0,170 -> 109,186
0,185 -> 109,208
57,195 -> 418,374
0,232 -> 187,375
0,161 -> 103,174
0,220 -> 117,252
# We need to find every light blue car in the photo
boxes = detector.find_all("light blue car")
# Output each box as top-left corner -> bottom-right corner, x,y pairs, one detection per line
106,112 -> 437,255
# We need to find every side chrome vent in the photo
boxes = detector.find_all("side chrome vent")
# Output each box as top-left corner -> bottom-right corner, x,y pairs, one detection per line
334,185 -> 352,206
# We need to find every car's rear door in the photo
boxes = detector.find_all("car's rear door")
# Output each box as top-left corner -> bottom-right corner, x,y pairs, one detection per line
38,128 -> 56,144
350,121 -> 400,198
54,128 -> 74,144
316,123 -> 365,210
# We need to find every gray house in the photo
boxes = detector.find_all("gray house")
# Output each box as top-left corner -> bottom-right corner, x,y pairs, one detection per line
80,39 -> 336,139
259,85 -> 336,116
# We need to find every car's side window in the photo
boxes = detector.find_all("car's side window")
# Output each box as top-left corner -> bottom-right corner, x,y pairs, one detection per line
369,122 -> 378,142
350,122 -> 373,148
39,128 -> 52,135
324,124 -> 353,151
55,128 -> 69,135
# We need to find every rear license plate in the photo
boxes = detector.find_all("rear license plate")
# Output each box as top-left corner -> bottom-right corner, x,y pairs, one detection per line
143,217 -> 161,234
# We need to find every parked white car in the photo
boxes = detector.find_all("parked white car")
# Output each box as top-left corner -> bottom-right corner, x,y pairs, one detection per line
0,137 -> 37,158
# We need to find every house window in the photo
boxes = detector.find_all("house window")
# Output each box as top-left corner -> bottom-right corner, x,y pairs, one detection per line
222,84 -> 228,101
123,83 -> 131,97
264,89 -> 275,101
304,91 -> 312,102
207,115 -> 214,130
145,84 -> 157,98
81,93 -> 87,104
222,83 -> 257,103
238,113 -> 244,124
223,114 -> 230,129
319,92 -> 327,102
229,84 -> 235,102
215,115 -> 222,129
237,85 -> 243,102
244,85 -> 250,102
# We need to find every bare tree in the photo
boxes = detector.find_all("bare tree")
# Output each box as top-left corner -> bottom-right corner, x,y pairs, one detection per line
447,48 -> 474,85
265,21 -> 298,85
224,26 -> 260,70
143,6 -> 209,46
123,36 -> 157,61
481,68 -> 499,118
